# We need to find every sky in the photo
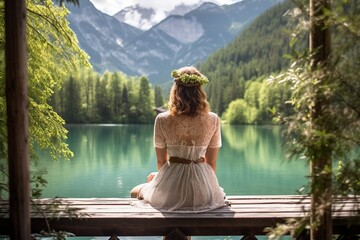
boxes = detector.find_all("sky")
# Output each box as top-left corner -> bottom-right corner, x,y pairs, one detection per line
89,0 -> 241,16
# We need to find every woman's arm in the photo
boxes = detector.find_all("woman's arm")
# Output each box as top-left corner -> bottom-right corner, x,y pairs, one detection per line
146,148 -> 167,183
205,147 -> 219,172
155,147 -> 168,170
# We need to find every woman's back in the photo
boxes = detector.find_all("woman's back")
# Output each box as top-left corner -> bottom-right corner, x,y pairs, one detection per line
154,111 -> 221,160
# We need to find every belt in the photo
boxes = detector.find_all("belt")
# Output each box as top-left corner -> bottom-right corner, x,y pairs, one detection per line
168,156 -> 205,164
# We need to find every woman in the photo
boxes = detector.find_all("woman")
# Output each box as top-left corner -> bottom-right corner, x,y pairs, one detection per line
131,66 -> 227,212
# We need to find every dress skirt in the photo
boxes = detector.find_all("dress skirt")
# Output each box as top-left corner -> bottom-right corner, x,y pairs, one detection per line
131,160 -> 227,213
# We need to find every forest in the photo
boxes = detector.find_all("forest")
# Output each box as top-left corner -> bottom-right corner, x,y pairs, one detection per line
50,70 -> 161,124
51,1 -> 302,125
52,69 -> 292,124
199,0 -> 304,123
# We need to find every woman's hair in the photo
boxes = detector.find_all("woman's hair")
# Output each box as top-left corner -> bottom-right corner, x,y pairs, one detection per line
169,66 -> 210,117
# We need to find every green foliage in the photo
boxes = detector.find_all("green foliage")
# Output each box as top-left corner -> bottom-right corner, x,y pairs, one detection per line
267,0 -> 360,237
269,56 -> 338,162
336,159 -> 360,195
269,0 -> 360,165
0,0 -> 90,198
62,76 -> 82,123
25,0 -> 89,160
136,76 -> 155,123
31,168 -> 48,198
199,0 -> 304,116
222,99 -> 258,124
171,70 -> 209,85
221,77 -> 292,124
154,85 -> 164,107
52,70 -> 156,124
109,72 -> 122,122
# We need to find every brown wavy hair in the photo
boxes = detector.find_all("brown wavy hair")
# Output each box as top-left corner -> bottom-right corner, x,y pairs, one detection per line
169,67 -> 210,117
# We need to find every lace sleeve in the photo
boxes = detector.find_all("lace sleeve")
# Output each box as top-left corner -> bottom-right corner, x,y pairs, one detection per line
154,115 -> 166,148
208,115 -> 222,148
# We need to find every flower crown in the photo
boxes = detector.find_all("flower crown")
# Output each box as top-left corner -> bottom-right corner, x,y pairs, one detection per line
171,70 -> 209,86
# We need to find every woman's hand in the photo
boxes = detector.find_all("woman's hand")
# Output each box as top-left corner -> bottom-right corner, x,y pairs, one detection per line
147,172 -> 158,182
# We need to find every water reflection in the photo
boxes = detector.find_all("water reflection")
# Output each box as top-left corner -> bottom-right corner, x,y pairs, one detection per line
36,125 -> 308,198
36,125 -> 157,198
219,125 -> 308,195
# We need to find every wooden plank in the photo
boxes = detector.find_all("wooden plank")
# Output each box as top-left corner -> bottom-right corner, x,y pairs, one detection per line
0,196 -> 359,236
26,196 -> 358,205
0,202 -> 357,216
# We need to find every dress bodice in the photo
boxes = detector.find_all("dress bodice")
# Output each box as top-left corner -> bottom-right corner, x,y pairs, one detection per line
154,111 -> 221,160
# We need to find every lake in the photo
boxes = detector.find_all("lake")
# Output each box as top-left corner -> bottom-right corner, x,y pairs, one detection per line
34,124 -> 309,239
35,124 -> 309,198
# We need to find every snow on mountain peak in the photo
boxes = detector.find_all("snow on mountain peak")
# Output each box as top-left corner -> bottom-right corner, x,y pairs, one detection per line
114,5 -> 158,30
114,3 -> 201,30
157,16 -> 204,44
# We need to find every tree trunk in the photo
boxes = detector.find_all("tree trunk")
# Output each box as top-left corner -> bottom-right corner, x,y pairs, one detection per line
309,0 -> 332,239
5,0 -> 31,239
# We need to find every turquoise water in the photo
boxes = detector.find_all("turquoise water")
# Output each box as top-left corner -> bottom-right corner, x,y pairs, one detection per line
33,124 -> 308,239
36,125 -> 308,198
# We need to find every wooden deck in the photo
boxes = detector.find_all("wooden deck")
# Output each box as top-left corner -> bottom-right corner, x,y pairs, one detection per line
0,195 -> 359,237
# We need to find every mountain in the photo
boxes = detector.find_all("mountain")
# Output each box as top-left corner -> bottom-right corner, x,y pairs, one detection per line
65,0 -> 143,74
198,0 -> 301,115
113,5 -> 157,31
122,2 -> 235,83
121,0 -> 284,84
66,0 -> 283,84
113,3 -> 200,31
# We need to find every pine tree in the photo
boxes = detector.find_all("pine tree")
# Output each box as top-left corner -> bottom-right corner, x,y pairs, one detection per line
154,85 -> 164,107
136,76 -> 154,123
109,73 -> 122,122
95,76 -> 111,122
121,86 -> 130,123
63,76 -> 82,123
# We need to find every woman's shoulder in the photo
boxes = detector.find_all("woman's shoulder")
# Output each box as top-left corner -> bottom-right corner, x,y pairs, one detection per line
208,111 -> 219,117
205,111 -> 220,120
155,111 -> 171,120
197,112 -> 220,125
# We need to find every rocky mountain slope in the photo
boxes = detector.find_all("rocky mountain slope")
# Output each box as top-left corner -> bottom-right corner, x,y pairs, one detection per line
66,0 -> 283,84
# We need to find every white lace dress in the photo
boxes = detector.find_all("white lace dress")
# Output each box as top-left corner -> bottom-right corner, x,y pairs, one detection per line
132,111 -> 227,212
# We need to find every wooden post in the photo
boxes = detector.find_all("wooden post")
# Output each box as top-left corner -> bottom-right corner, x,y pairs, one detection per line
5,0 -> 31,239
309,0 -> 332,239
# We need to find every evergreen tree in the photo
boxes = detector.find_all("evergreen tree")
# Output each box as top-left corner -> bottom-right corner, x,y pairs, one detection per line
136,76 -> 154,123
83,70 -> 97,122
63,76 -> 82,123
154,85 -> 164,107
244,81 -> 261,109
109,72 -> 122,122
95,76 -> 111,122
198,1 -> 302,116
120,86 -> 130,123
